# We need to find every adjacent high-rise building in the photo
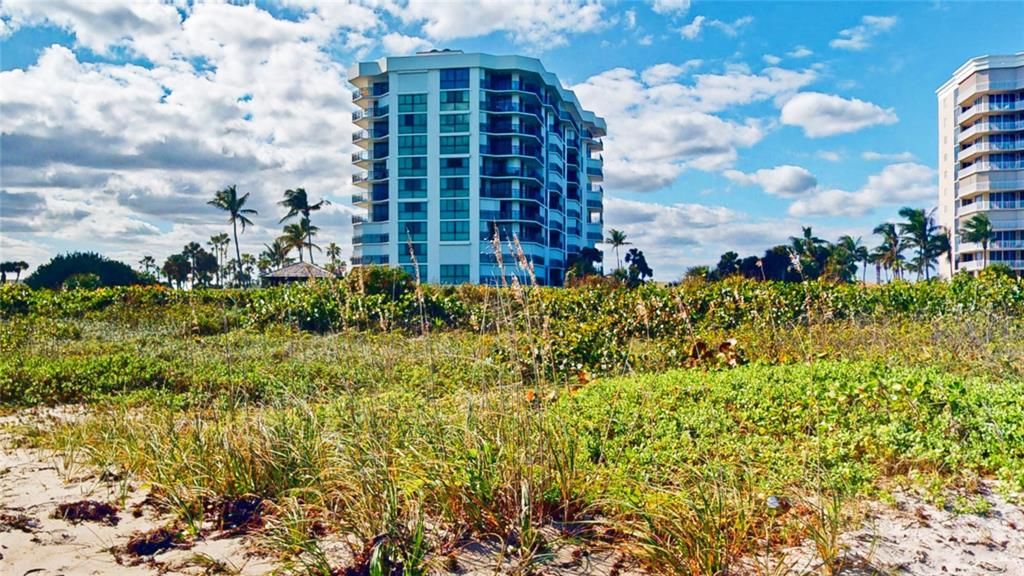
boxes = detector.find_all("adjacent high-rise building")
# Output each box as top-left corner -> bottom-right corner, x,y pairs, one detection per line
937,52 -> 1024,277
348,50 -> 606,286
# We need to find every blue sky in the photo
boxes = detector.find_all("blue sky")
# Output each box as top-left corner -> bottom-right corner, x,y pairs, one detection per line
1,1 -> 1022,279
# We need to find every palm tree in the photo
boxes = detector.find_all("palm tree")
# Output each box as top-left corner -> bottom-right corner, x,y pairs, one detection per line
788,226 -> 827,279
279,188 -> 330,264
898,207 -> 942,280
326,242 -> 343,275
837,235 -> 870,283
182,242 -> 202,288
604,229 -> 630,271
261,239 -> 294,269
138,256 -> 156,276
207,233 -> 230,286
208,185 -> 258,286
960,213 -> 996,271
279,219 -> 320,262
872,222 -> 904,282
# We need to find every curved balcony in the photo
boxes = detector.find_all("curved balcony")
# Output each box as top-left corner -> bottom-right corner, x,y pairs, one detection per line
479,209 -> 546,226
959,100 -> 1024,125
480,123 -> 544,141
959,160 -> 1024,179
957,79 -> 1024,106
352,105 -> 389,126
479,144 -> 543,164
482,101 -> 543,121
959,139 -> 1024,162
481,166 -> 545,184
352,169 -> 388,187
958,177 -> 1024,197
480,186 -> 545,204
481,79 -> 545,102
957,199 -> 1024,218
959,259 -> 1024,272
352,86 -> 390,108
352,128 -> 389,149
958,120 -> 1024,144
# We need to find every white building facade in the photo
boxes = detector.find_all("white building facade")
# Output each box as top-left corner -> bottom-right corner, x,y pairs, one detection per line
348,51 -> 606,286
937,52 -> 1024,276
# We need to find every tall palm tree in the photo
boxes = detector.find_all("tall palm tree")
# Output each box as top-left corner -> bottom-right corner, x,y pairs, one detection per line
182,242 -> 202,288
279,188 -> 330,264
960,213 -> 996,271
898,207 -> 942,280
279,219 -> 320,262
837,235 -> 870,283
788,226 -> 827,279
208,185 -> 258,286
138,256 -> 156,276
872,222 -> 904,282
604,229 -> 630,271
326,242 -> 343,274
207,233 -> 230,286
261,239 -> 294,269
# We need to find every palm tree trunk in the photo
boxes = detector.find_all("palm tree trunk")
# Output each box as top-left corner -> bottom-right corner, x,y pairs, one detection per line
232,218 -> 242,287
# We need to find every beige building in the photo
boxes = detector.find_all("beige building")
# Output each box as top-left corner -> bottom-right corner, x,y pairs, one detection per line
937,53 -> 1024,276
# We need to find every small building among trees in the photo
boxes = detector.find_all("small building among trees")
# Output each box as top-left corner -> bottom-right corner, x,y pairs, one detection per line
260,261 -> 336,286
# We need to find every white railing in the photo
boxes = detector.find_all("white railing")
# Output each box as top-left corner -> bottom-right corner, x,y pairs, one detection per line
958,80 -> 1024,104
959,120 -> 1024,142
959,140 -> 1024,158
959,161 -> 1024,178
959,100 -> 1024,121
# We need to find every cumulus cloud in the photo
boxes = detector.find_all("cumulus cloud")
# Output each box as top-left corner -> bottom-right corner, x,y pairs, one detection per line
650,0 -> 691,15
677,15 -> 753,40
0,3 -> 361,268
602,196 -> 801,279
817,150 -> 842,162
639,60 -> 701,85
724,165 -> 818,198
830,15 -> 897,51
572,63 -> 816,191
780,92 -> 898,137
788,163 -> 936,217
394,0 -> 606,47
380,32 -> 432,55
788,45 -> 813,58
763,54 -> 781,65
862,150 -> 916,162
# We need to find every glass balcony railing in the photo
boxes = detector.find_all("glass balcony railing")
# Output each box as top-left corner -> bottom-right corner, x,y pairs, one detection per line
481,166 -> 545,181
959,100 -> 1024,122
959,160 -> 1024,178
480,123 -> 544,139
957,200 -> 1024,216
353,233 -> 390,245
959,140 -> 1024,158
958,120 -> 1024,142
479,210 -> 546,226
479,144 -> 543,162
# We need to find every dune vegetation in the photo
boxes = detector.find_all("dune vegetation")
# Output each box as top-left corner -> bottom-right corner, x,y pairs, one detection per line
2,271 -> 1023,575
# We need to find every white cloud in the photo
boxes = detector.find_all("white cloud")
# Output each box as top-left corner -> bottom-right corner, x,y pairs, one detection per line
788,163 -> 936,217
830,15 -> 897,51
763,54 -> 782,65
624,9 -> 637,30
678,14 -> 753,40
0,3 -> 362,269
817,150 -> 842,162
394,0 -> 606,48
788,45 -> 813,58
639,60 -> 701,85
650,0 -> 691,15
638,34 -> 653,45
724,165 -> 818,198
380,32 -> 432,55
572,63 -> 816,191
862,150 -> 916,162
780,92 -> 898,137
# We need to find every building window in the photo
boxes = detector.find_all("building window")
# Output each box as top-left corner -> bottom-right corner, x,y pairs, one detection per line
440,68 -> 470,90
398,135 -> 427,156
401,222 -> 427,242
398,178 -> 427,199
440,199 -> 470,219
441,177 -> 469,197
440,135 -> 470,155
398,93 -> 427,113
371,203 -> 389,222
440,90 -> 470,111
398,201 -> 428,220
440,264 -> 470,284
398,157 -> 427,177
399,113 -> 427,134
440,220 -> 469,241
401,264 -> 428,279
440,113 -> 470,133
440,157 -> 469,176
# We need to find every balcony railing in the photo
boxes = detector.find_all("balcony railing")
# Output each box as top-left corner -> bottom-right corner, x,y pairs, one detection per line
353,233 -> 390,245
352,214 -> 367,224
479,210 -> 546,226
959,160 -> 1024,178
958,178 -> 1024,196
481,166 -> 545,181
959,259 -> 1024,272
958,80 -> 1024,105
352,170 -> 388,184
480,187 -> 545,203
352,128 -> 389,142
479,144 -> 543,162
957,199 -> 1024,216
480,123 -> 544,139
958,120 -> 1024,142
482,79 -> 544,100
352,192 -> 367,204
483,101 -> 543,118
959,100 -> 1024,123
960,140 -> 1024,159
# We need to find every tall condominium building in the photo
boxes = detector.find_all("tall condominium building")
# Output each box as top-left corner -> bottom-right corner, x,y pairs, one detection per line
937,52 -> 1024,277
348,50 -> 606,286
